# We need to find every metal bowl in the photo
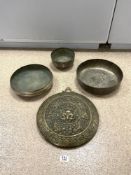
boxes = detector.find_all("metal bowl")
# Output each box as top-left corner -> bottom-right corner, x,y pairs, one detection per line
51,48 -> 75,69
10,64 -> 53,97
77,59 -> 123,95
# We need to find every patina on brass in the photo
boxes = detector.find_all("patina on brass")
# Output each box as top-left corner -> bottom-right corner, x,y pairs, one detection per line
51,48 -> 75,69
10,64 -> 53,97
37,88 -> 99,148
77,59 -> 123,95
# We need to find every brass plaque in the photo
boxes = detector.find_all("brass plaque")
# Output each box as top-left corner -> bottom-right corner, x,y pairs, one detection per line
37,88 -> 99,148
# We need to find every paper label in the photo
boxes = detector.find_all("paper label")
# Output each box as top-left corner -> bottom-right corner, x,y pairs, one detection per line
60,155 -> 69,162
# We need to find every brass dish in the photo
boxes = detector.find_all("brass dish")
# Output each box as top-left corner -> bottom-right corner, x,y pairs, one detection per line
77,59 -> 123,95
10,64 -> 53,97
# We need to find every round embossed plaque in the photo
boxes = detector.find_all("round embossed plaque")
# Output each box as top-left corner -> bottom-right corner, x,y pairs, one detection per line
37,88 -> 99,148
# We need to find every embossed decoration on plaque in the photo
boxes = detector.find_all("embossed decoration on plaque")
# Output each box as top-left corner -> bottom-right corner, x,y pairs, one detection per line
37,88 -> 99,148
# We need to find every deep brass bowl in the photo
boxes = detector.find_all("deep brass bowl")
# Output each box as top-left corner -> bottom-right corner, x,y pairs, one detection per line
51,48 -> 75,70
77,59 -> 123,95
10,64 -> 53,97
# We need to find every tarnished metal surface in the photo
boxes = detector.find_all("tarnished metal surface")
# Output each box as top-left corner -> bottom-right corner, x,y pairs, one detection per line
51,48 -> 75,69
37,88 -> 99,148
77,59 -> 123,95
10,64 -> 53,97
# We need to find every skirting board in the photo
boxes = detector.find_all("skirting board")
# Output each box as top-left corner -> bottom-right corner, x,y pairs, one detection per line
111,44 -> 131,49
0,41 -> 99,49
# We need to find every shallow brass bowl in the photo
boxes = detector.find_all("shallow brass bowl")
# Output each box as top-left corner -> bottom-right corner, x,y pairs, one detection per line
77,59 -> 123,95
10,64 -> 53,97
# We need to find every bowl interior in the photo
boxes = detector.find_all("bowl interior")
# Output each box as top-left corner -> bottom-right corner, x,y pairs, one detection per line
77,59 -> 123,89
11,65 -> 53,94
51,48 -> 74,63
